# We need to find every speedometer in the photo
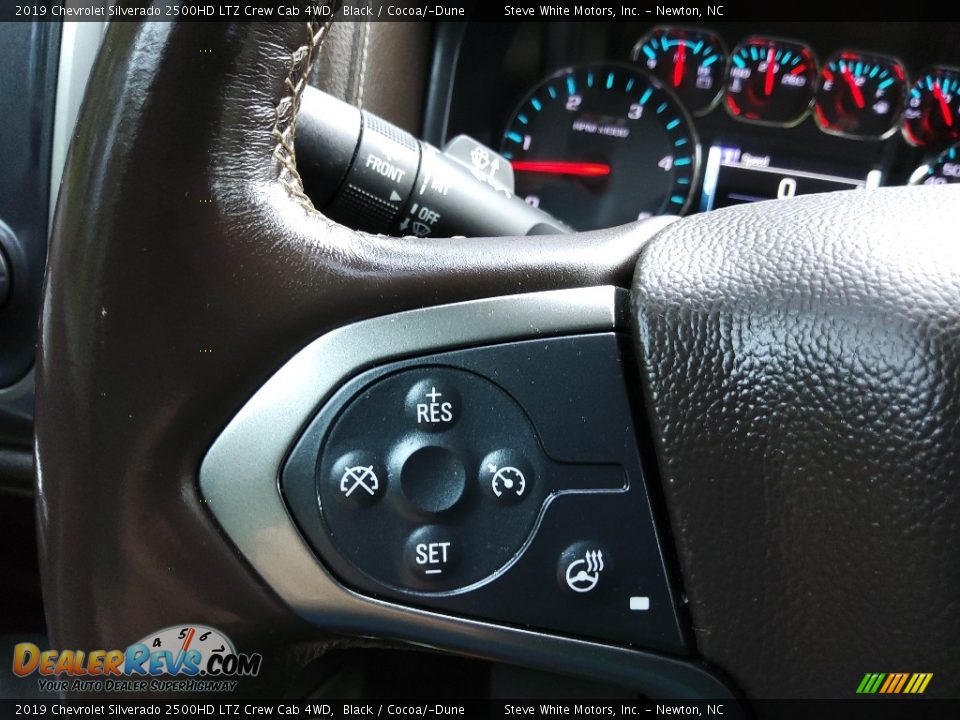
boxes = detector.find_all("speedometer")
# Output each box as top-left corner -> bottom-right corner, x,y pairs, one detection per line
500,63 -> 699,231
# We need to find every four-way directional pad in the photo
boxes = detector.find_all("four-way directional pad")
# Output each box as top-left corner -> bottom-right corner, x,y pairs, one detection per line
284,366 -> 622,592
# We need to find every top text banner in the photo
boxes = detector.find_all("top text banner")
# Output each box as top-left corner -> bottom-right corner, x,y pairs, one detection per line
4,1 -> 960,23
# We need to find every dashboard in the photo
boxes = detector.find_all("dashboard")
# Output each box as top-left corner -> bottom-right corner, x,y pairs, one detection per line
433,21 -> 960,231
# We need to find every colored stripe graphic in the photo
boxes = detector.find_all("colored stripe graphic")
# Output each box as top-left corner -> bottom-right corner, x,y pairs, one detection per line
857,673 -> 932,694
856,673 -> 884,693
892,673 -> 910,693
878,674 -> 895,693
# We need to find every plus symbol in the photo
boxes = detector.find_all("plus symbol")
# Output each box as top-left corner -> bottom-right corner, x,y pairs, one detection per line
426,387 -> 442,402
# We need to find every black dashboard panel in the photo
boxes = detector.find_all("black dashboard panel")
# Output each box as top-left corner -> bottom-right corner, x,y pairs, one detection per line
0,22 -> 60,446
436,21 -> 960,228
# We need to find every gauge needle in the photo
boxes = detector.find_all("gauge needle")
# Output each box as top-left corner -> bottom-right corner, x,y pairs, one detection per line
511,161 -> 611,177
842,67 -> 865,108
933,83 -> 954,126
764,47 -> 776,96
674,42 -> 686,88
181,628 -> 195,652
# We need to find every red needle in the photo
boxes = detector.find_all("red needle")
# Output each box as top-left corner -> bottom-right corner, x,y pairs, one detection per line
842,67 -> 865,109
764,47 -> 776,96
180,628 -> 195,653
511,161 -> 611,177
673,41 -> 686,88
933,83 -> 954,126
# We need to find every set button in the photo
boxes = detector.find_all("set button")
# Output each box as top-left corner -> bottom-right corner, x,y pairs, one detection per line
404,526 -> 460,581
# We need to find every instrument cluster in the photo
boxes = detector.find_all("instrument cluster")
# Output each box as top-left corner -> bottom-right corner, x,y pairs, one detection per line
441,22 -> 960,231
635,28 -> 956,147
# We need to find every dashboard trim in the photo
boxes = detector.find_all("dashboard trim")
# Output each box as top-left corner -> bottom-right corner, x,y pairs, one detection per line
50,21 -> 108,233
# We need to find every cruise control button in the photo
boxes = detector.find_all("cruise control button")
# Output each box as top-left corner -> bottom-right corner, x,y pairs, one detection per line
330,451 -> 385,507
404,377 -> 460,431
479,449 -> 533,505
558,542 -> 611,594
405,526 -> 460,580
400,445 -> 466,514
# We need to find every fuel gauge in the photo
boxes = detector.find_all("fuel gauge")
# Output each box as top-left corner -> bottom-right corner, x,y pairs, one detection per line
815,52 -> 907,139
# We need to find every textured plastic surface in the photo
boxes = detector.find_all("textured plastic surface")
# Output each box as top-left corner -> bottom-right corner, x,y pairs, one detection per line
282,333 -> 688,655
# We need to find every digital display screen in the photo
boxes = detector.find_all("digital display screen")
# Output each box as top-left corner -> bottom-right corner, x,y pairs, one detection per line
700,145 -> 882,212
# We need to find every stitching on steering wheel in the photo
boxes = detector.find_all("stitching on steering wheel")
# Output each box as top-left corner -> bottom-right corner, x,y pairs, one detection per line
273,17 -> 334,210
357,20 -> 371,109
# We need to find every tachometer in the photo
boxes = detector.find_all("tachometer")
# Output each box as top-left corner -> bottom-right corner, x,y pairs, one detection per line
632,27 -> 727,115
725,37 -> 817,126
500,63 -> 699,231
815,52 -> 907,139
902,67 -> 960,149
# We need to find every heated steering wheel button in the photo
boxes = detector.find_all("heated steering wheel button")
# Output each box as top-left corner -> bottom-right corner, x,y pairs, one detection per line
330,451 -> 385,507
405,527 -> 460,581
558,542 -> 611,595
400,445 -> 466,515
404,377 -> 460,431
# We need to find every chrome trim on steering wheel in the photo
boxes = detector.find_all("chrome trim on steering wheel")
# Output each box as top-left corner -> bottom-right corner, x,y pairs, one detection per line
199,284 -> 734,699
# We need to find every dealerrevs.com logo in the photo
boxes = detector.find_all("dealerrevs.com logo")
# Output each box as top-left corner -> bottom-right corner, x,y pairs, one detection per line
12,625 -> 262,693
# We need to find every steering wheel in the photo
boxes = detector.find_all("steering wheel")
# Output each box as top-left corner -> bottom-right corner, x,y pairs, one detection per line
35,16 -> 960,702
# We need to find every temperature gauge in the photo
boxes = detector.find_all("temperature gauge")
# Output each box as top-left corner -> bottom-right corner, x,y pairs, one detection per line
903,67 -> 960,149
632,27 -> 727,115
815,52 -> 907,139
726,37 -> 817,126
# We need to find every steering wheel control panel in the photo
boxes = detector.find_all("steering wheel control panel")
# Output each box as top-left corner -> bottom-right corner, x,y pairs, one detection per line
282,333 -> 688,656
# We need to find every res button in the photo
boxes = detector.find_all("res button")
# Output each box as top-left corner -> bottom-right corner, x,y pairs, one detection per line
404,377 -> 461,432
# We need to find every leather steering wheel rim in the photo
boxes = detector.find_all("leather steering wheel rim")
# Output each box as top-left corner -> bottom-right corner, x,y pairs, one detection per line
36,14 -> 960,701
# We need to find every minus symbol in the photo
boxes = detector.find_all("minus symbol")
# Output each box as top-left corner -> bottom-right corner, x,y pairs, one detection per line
425,569 -> 443,575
